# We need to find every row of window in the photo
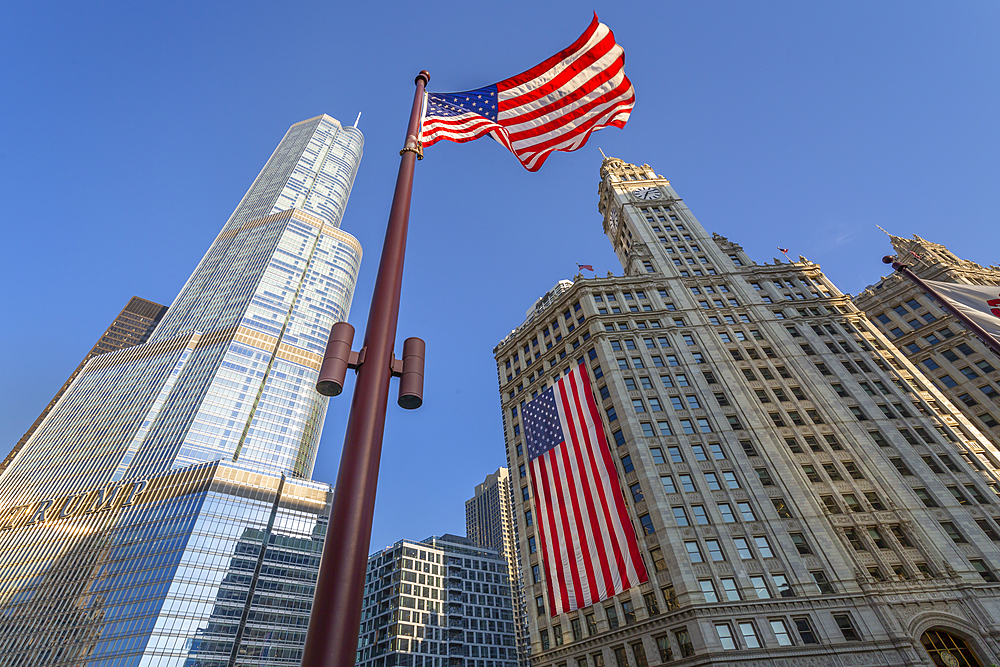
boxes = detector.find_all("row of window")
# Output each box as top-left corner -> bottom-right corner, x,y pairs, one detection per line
713,613 -> 855,651
548,614 -> 835,667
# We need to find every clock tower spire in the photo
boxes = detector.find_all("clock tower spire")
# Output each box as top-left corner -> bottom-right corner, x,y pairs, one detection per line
598,157 -> 722,279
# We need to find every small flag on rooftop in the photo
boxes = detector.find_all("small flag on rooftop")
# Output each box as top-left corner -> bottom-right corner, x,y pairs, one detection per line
522,364 -> 648,615
420,15 -> 635,171
578,264 -> 595,272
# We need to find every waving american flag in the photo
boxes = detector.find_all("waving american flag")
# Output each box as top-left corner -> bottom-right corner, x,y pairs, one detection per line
522,364 -> 648,616
420,15 -> 635,171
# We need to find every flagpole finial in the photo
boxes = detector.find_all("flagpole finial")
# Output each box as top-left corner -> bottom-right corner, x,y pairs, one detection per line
416,70 -> 431,85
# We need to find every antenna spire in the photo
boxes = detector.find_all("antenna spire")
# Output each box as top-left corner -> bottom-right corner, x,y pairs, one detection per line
598,147 -> 607,159
876,225 -> 894,238
354,112 -> 362,128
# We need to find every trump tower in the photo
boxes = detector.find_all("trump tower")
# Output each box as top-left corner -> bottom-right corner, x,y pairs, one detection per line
0,114 -> 364,667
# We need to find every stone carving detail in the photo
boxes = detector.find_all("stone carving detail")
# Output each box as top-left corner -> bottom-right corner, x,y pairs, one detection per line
891,600 -> 967,631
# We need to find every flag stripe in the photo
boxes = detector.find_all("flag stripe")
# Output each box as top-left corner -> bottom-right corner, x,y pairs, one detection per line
420,14 -> 634,171
551,443 -> 586,609
500,15 -> 604,90
582,368 -> 646,582
533,453 -> 571,613
555,399 -> 601,603
528,463 -> 562,618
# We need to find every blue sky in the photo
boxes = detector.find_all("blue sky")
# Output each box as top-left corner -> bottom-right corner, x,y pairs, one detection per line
2,1 -> 998,552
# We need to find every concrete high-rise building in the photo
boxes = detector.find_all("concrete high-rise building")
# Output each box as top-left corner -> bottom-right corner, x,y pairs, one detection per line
493,157 -> 1000,667
356,534 -> 518,667
466,469 -> 528,665
854,234 -> 1000,451
2,296 -> 169,474
0,114 -> 363,666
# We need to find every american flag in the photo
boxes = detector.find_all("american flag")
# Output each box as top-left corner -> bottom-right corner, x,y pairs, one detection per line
420,15 -> 635,171
522,364 -> 648,616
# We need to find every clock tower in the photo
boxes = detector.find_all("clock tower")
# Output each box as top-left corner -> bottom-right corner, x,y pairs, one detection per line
598,157 -> 730,279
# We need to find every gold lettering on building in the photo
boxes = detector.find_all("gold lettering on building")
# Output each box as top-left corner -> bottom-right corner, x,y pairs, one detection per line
0,478 -> 150,530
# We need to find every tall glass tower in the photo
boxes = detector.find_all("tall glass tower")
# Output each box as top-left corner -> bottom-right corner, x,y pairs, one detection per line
0,114 -> 363,667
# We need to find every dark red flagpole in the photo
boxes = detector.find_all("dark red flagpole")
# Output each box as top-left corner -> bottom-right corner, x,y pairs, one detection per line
883,255 -> 1000,357
301,70 -> 430,667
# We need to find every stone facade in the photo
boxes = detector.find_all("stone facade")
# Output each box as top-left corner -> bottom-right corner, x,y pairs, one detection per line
854,234 -> 1000,452
492,158 -> 1000,667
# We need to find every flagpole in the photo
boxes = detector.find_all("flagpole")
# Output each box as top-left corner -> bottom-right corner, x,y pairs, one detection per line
883,256 -> 1000,357
301,70 -> 430,667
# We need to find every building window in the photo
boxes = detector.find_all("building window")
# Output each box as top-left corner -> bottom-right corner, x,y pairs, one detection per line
754,536 -> 774,558
705,539 -> 725,561
914,488 -> 938,507
649,546 -> 667,572
794,618 -> 818,644
721,577 -> 740,601
770,619 -> 793,646
971,559 -> 997,582
643,591 -> 659,616
738,621 -> 761,648
655,636 -> 673,663
833,614 -> 860,641
812,571 -> 835,594
621,599 -> 636,624
606,605 -> 619,629
672,507 -> 689,526
715,623 -> 737,650
789,533 -> 811,554
675,629 -> 694,657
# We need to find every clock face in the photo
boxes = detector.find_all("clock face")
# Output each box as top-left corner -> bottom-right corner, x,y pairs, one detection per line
631,187 -> 662,200
607,205 -> 620,234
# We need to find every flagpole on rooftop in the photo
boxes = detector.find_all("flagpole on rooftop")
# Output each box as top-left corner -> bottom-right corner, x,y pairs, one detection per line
302,70 -> 430,667
883,255 -> 1000,357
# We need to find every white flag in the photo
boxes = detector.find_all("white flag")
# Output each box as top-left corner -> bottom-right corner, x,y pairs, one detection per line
925,280 -> 1000,341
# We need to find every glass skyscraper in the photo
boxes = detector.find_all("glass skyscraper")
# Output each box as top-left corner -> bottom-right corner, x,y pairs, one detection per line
0,114 -> 363,666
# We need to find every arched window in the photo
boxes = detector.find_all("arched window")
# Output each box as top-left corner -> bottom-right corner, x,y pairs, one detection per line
921,630 -> 983,667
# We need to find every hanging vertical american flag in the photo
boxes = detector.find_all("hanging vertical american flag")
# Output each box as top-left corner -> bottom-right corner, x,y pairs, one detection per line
419,14 -> 635,171
522,363 -> 648,616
